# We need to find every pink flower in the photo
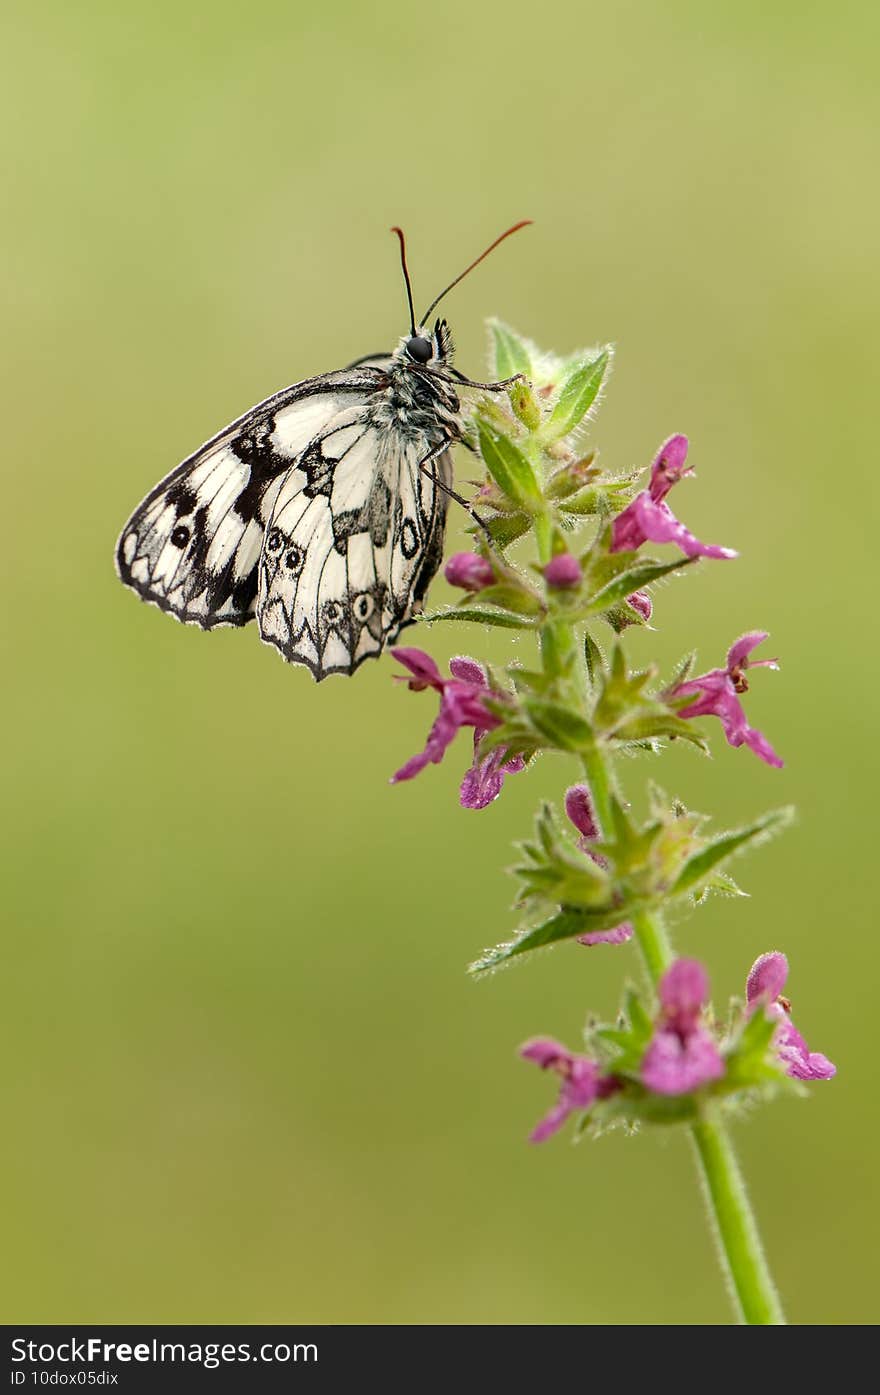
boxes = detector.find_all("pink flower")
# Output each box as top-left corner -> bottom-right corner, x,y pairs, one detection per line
746,952 -> 836,1082
391,648 -> 524,809
520,1038 -> 615,1142
564,784 -> 601,848
626,590 -> 653,623
672,631 -> 783,767
564,785 -> 633,946
641,959 -> 725,1095
544,553 -> 583,589
611,435 -> 737,561
444,552 -> 494,592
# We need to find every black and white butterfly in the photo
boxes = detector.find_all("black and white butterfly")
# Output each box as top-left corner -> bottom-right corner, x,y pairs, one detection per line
115,223 -> 530,680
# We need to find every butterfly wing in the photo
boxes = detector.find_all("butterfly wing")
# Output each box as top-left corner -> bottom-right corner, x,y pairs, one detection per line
256,417 -> 453,678
115,365 -> 390,629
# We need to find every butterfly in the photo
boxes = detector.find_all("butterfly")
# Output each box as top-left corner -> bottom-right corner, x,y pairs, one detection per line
115,222 -> 530,680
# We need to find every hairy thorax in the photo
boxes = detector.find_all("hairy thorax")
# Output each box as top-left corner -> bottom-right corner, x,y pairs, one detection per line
369,360 -> 462,445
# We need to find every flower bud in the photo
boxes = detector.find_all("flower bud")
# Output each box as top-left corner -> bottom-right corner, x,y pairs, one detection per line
508,381 -> 542,431
444,552 -> 494,592
627,590 -> 652,622
544,553 -> 583,589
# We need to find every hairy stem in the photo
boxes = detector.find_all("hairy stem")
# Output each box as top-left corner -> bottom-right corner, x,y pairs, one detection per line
630,907 -> 674,982
630,905 -> 785,1324
528,450 -> 786,1325
690,1114 -> 786,1324
580,742 -> 614,837
534,511 -> 577,679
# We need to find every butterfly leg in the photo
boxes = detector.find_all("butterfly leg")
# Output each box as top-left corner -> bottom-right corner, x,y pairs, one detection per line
417,440 -> 491,538
448,370 -> 528,393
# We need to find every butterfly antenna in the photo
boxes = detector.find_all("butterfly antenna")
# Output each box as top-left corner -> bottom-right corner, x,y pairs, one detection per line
390,226 -> 417,337
420,220 -> 532,324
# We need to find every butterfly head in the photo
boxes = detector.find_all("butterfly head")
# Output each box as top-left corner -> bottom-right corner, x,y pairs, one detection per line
401,318 -> 454,367
390,222 -> 530,372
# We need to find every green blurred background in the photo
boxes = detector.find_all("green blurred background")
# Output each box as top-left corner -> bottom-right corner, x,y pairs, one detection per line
2,0 -> 877,1325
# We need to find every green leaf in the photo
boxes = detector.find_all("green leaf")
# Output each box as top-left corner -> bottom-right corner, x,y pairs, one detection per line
666,650 -> 697,689
418,607 -> 534,630
522,698 -> 593,751
721,1007 -> 786,1090
469,582 -> 543,616
489,319 -> 532,380
622,986 -> 654,1042
483,512 -> 532,548
670,808 -> 795,898
468,905 -> 634,975
545,348 -> 611,441
693,871 -> 747,903
508,381 -> 542,431
579,556 -> 696,618
545,451 -> 597,500
476,420 -> 543,508
584,631 -> 604,685
557,475 -> 638,517
611,711 -> 710,751
509,667 -> 557,696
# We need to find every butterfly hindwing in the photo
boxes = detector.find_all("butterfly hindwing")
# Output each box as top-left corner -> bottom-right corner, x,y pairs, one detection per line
115,367 -> 389,629
256,417 -> 452,678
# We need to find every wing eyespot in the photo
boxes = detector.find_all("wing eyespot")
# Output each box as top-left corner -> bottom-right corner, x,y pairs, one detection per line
170,524 -> 191,548
400,518 -> 419,560
284,545 -> 304,574
266,527 -> 285,555
323,600 -> 345,625
353,592 -> 375,622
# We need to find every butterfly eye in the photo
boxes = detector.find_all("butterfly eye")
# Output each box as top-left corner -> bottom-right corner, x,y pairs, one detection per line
406,335 -> 433,364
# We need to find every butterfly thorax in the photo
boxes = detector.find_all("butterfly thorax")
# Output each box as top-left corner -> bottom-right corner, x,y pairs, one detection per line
369,352 -> 462,446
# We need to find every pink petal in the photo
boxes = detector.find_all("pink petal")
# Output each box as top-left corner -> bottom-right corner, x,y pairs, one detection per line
642,1026 -> 725,1095
529,1100 -> 573,1143
775,1020 -> 836,1081
564,784 -> 600,841
658,958 -> 710,1025
521,1045 -> 603,1142
520,1037 -> 572,1069
627,590 -> 653,622
391,647 -> 444,690
742,725 -> 784,769
726,631 -> 770,671
612,494 -> 736,560
648,434 -> 690,502
448,655 -> 486,687
746,951 -> 789,1005
460,741 -> 522,809
577,923 -> 633,947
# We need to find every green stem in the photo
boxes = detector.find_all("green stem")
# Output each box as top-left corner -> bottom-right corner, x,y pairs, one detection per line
528,487 -> 785,1325
691,1115 -> 786,1324
580,742 -> 614,838
534,509 -> 578,683
631,907 -> 786,1325
629,907 -> 674,982
533,510 -> 554,565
